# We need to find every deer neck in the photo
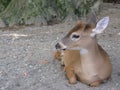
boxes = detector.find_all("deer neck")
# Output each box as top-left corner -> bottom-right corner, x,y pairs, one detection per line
79,39 -> 103,76
80,39 -> 102,61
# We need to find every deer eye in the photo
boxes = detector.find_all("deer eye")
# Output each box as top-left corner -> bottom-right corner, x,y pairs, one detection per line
70,33 -> 81,41
72,35 -> 80,38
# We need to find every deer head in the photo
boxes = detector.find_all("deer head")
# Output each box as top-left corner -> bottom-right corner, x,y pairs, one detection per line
55,13 -> 109,51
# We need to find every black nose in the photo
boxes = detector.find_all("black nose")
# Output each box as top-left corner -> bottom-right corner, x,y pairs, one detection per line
55,43 -> 61,49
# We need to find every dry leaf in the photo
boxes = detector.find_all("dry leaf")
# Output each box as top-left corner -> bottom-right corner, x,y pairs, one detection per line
23,72 -> 28,77
40,60 -> 49,64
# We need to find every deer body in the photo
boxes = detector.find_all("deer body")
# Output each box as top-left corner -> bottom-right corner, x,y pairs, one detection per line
55,14 -> 112,86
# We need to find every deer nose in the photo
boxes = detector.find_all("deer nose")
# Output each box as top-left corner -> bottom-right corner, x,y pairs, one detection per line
55,43 -> 61,49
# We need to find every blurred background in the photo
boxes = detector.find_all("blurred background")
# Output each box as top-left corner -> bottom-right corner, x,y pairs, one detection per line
0,0 -> 119,27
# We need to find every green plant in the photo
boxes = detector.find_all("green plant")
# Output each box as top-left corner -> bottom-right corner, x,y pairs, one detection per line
0,0 -> 11,12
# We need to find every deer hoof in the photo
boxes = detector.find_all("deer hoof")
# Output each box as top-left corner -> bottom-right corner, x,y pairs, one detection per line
89,81 -> 101,87
69,77 -> 77,84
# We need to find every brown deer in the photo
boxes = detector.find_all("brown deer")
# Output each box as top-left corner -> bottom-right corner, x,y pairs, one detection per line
54,13 -> 112,87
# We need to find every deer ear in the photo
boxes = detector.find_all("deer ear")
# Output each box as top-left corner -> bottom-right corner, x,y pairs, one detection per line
86,12 -> 96,27
93,16 -> 109,34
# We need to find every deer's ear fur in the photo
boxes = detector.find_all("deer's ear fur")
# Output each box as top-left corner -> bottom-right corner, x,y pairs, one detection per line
93,16 -> 109,34
90,16 -> 109,37
86,12 -> 97,28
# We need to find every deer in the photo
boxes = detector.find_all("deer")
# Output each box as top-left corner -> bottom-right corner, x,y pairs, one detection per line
54,13 -> 112,87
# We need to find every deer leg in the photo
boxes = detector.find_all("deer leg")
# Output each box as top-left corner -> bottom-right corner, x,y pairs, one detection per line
65,66 -> 77,84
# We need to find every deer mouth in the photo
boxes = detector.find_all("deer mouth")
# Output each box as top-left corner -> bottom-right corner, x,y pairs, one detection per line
62,48 -> 66,50
55,42 -> 67,50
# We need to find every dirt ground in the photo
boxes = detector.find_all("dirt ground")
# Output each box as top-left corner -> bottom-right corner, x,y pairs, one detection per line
0,3 -> 120,90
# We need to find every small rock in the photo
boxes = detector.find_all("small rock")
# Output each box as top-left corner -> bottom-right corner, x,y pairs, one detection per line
118,32 -> 120,35
117,72 -> 120,76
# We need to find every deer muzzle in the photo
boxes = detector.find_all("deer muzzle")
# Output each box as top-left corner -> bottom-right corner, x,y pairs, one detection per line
55,42 -> 67,50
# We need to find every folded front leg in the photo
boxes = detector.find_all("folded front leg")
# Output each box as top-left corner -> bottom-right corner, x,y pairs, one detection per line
65,66 -> 77,84
54,51 -> 62,60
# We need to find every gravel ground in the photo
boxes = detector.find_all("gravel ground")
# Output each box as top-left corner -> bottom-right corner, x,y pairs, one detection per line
0,3 -> 120,90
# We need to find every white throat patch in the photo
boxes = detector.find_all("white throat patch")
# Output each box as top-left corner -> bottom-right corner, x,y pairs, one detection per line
80,48 -> 88,55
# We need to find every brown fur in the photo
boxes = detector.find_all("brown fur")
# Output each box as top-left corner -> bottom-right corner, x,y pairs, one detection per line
54,44 -> 112,86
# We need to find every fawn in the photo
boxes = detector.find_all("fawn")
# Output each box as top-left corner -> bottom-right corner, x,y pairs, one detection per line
54,13 -> 112,87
